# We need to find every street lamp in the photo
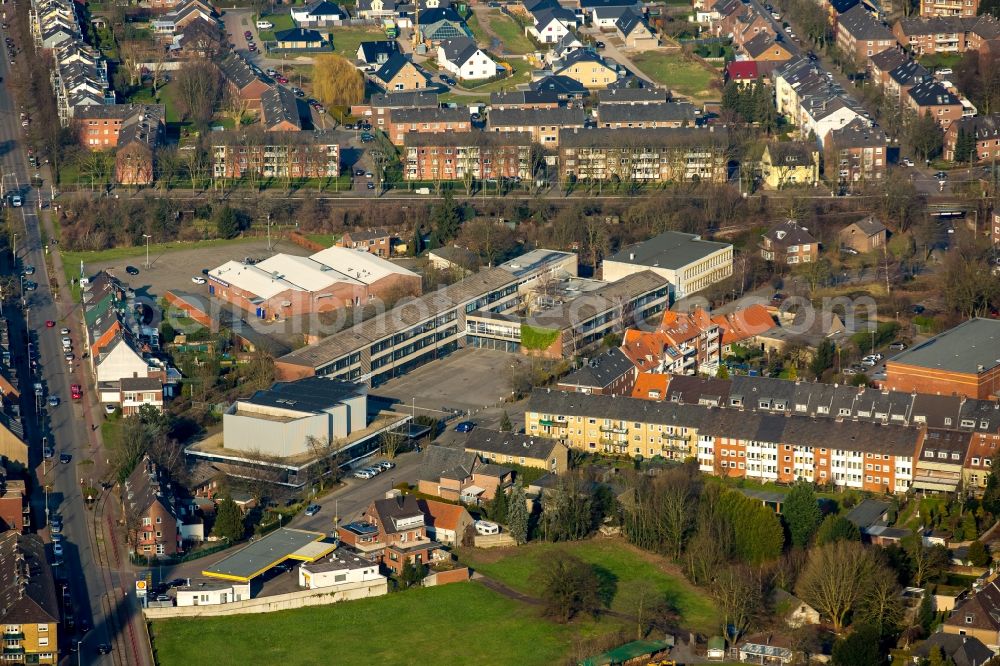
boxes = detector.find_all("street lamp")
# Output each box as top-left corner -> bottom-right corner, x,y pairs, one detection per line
143,233 -> 151,269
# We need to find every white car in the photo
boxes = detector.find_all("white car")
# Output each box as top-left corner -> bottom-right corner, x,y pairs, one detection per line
53,542 -> 63,557
61,337 -> 71,347
901,158 -> 915,167
256,20 -> 273,29
191,276 -> 206,285
354,469 -> 375,480
60,327 -> 70,335
104,404 -> 116,414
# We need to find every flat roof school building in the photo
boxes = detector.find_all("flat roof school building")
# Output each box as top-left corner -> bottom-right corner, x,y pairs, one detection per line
274,249 -> 579,385
207,247 -> 421,321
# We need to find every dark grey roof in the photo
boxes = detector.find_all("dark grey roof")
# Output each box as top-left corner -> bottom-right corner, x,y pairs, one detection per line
260,85 -> 301,130
204,527 -> 329,580
371,494 -> 424,534
244,377 -> 366,413
120,376 -> 162,392
490,89 -> 563,107
532,6 -> 577,25
488,106 -> 586,128
391,105 -> 468,124
889,318 -> 1000,375
527,389 -> 924,456
762,219 -> 818,247
743,32 -> 791,59
529,74 -> 589,96
827,118 -> 886,148
888,60 -> 930,87
370,90 -> 438,108
403,130 -> 532,147
615,8 -> 646,35
358,40 -> 398,63
846,215 -> 887,237
302,0 -> 343,16
559,348 -> 635,390
829,0 -> 859,13
440,36 -> 480,67
664,375 -> 732,405
907,80 -> 960,107
597,101 -> 695,124
912,633 -> 994,666
558,125 -> 729,149
868,47 -> 908,73
274,28 -> 325,43
766,142 -> 815,166
949,113 -> 1000,139
462,428 -> 563,460
421,444 -> 479,480
594,86 -> 669,104
0,533 -> 59,625
920,428 -> 973,464
217,53 -> 263,90
375,53 -> 422,84
845,498 -> 891,528
607,230 -> 731,270
838,4 -> 893,41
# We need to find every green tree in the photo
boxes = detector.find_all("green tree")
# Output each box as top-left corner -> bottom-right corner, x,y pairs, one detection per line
488,488 -> 509,524
535,553 -> 603,622
717,364 -> 730,379
399,558 -> 427,589
718,489 -> 784,564
810,340 -> 836,378
927,645 -> 957,666
499,411 -> 513,432
409,225 -> 423,257
784,482 -> 822,548
816,514 -> 861,545
507,484 -> 529,544
831,624 -> 882,666
215,205 -> 241,239
917,590 -> 935,634
954,127 -> 974,163
969,540 -> 991,567
430,191 -> 462,247
213,496 -> 244,542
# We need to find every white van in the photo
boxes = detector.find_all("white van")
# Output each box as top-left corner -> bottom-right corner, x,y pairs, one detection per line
256,20 -> 273,29
474,520 -> 500,536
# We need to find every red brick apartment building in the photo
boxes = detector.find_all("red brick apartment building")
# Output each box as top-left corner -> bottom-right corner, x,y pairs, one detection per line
123,455 -> 181,557
403,131 -> 533,181
906,80 -> 965,129
211,130 -> 340,180
385,106 -> 471,145
944,114 -> 1000,161
885,318 -> 1000,399
825,118 -> 888,188
836,5 -> 895,68
921,0 -> 979,18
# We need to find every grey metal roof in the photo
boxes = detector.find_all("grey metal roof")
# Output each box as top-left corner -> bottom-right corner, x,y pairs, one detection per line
369,90 -> 439,108
462,428 -> 563,460
597,101 -> 695,124
391,105 -> 469,124
845,498 -> 891,528
260,85 -> 301,130
488,106 -> 586,128
559,125 -> 729,149
827,117 -> 886,148
403,130 -> 533,147
244,377 -> 365,413
889,318 -> 1000,375
606,230 -> 730,270
203,528 -> 330,580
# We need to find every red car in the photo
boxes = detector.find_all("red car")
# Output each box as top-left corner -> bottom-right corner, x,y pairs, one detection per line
70,384 -> 82,400
45,320 -> 55,328
276,76 -> 288,84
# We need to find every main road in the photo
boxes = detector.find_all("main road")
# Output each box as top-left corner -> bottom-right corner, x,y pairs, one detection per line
0,22 -> 148,666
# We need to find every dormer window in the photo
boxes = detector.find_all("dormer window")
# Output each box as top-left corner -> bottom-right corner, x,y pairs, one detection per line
952,453 -> 960,460
839,408 -> 851,416
966,615 -> 974,624
962,419 -> 975,428
938,451 -> 948,459
945,418 -> 953,426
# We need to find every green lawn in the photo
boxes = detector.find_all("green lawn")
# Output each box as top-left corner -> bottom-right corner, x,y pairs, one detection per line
631,52 -> 719,102
304,233 -> 340,247
459,539 -> 719,634
257,12 -> 295,42
454,62 -> 531,93
151,582 -> 578,666
331,26 -> 386,58
918,52 -> 962,71
129,82 -> 183,125
478,10 -> 534,55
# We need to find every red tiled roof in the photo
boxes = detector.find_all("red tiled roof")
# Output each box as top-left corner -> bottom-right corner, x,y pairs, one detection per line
417,499 -> 470,532
632,373 -> 669,400
726,60 -> 759,81
711,304 -> 777,346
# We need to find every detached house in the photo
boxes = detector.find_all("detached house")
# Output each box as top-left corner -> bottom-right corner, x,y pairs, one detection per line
839,216 -> 887,253
437,37 -> 499,81
374,52 -> 430,91
357,40 -> 398,66
291,0 -> 345,27
761,219 -> 819,264
554,49 -> 618,89
526,6 -> 577,43
418,7 -> 471,45
123,455 -> 182,557
339,228 -> 395,257
943,578 -> 1000,650
759,142 -> 820,189
616,9 -> 658,49
354,493 -> 439,574
417,445 -> 515,504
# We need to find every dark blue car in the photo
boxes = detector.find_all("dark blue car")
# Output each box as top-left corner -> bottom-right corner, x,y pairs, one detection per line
454,421 -> 476,433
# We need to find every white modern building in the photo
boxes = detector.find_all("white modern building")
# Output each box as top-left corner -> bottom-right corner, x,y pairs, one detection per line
298,550 -> 385,589
437,37 -> 499,81
601,230 -> 733,300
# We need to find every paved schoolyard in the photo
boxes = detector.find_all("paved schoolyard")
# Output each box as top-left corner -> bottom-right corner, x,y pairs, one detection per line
370,348 -> 529,419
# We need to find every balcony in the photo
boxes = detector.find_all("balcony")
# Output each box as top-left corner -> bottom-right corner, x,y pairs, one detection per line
2,633 -> 24,641
539,419 -> 567,428
599,425 -> 628,435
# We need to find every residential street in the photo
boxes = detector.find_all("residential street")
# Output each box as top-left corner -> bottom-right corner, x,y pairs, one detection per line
0,23 -> 150,666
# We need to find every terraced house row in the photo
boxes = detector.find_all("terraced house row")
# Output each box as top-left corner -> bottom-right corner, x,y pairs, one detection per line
525,373 -> 1000,494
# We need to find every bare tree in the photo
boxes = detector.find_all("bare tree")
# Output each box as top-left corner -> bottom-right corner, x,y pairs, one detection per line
174,61 -> 222,128
795,540 -> 884,632
379,429 -> 407,460
711,564 -> 764,647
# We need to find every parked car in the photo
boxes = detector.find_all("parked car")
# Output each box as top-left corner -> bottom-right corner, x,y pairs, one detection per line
594,40 -> 605,48
45,320 -> 55,327
96,644 -> 112,655
355,169 -> 365,176
43,446 -> 53,458
454,421 -> 476,432
354,469 -> 375,479
23,265 -> 35,275
60,327 -> 70,335
125,265 -> 139,275
191,276 -> 206,284
367,182 -> 375,190
841,247 -> 859,255
889,341 -> 907,351
266,68 -> 278,77
104,404 -> 117,414
378,461 -> 395,471
53,542 -> 63,557
71,384 -> 82,399
59,454 -> 71,464
901,158 -> 915,167
304,504 -> 321,516
48,395 -> 60,407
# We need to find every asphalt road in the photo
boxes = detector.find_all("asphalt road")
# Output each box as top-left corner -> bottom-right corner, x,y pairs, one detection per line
0,23 -> 122,666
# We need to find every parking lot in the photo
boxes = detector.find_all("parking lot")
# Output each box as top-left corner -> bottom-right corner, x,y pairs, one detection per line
81,238 -> 312,302
370,348 -> 531,429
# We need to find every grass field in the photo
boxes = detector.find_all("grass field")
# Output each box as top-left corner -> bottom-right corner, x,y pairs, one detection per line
150,582 -> 578,666
459,539 -> 719,634
476,9 -> 534,54
304,233 -> 340,247
455,62 -> 531,93
129,83 -> 182,125
331,26 -> 386,58
631,52 -> 719,102
257,13 -> 295,42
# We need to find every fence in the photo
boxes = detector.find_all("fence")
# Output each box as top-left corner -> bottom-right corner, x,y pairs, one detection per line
141,579 -> 389,618
288,231 -> 325,252
130,541 -> 230,567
